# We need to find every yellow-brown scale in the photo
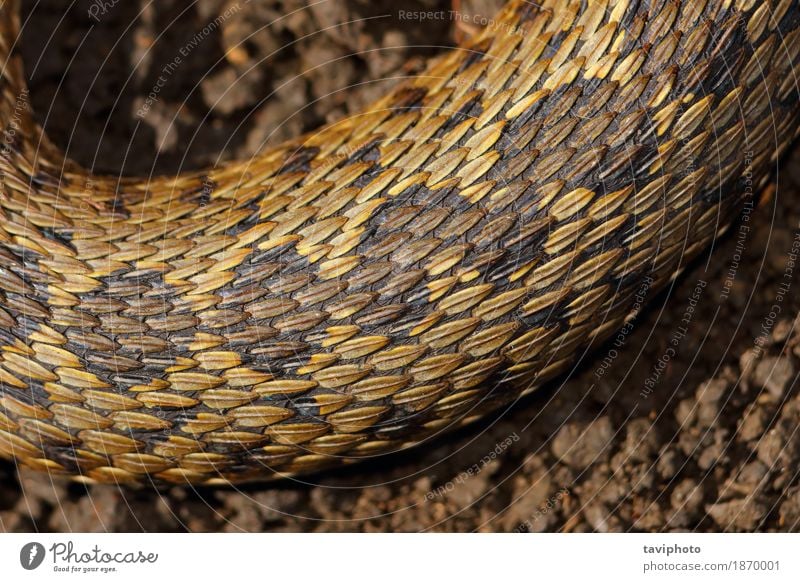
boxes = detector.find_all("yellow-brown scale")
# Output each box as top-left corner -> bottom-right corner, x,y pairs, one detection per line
0,0 -> 799,484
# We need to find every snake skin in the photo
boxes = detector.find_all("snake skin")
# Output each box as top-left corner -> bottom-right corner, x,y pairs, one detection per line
0,0 -> 799,485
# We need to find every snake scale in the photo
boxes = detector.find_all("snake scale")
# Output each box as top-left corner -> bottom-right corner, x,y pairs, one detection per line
0,0 -> 799,485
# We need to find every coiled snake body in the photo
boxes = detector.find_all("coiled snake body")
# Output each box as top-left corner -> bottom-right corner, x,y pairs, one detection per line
0,0 -> 799,485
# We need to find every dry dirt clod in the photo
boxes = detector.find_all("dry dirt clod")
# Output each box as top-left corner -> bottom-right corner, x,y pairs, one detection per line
753,357 -> 796,400
551,417 -> 615,470
706,497 -> 769,531
670,479 -> 705,518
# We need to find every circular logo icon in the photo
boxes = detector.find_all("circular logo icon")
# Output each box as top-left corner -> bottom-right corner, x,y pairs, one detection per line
20,542 -> 46,570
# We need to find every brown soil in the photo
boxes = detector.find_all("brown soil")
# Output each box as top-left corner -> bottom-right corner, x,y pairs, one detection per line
2,0 -> 800,533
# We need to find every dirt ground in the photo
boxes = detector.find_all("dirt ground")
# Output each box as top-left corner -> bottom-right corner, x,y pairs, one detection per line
2,0 -> 800,533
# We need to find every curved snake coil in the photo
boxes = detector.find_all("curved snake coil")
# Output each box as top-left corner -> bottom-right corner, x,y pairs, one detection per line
0,0 -> 799,485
